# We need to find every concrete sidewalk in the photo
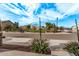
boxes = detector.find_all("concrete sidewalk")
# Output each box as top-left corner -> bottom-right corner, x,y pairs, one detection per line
0,49 -> 47,56
51,49 -> 72,56
2,37 -> 77,56
3,37 -> 33,46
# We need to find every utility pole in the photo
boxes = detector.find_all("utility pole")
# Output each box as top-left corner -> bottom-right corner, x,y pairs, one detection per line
39,17 -> 42,40
75,19 -> 79,42
0,19 -> 2,46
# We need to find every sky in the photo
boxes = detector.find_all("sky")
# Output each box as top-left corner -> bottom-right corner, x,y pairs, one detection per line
0,3 -> 79,28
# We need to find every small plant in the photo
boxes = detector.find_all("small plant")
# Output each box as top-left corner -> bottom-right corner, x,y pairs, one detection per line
63,42 -> 79,56
31,39 -> 51,54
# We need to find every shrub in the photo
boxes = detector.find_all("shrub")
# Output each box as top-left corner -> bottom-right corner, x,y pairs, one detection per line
31,39 -> 51,54
63,42 -> 79,56
31,29 -> 45,33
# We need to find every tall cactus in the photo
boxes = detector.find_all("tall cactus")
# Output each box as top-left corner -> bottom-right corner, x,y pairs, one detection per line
39,17 -> 42,40
56,17 -> 58,28
75,19 -> 79,42
56,17 -> 58,32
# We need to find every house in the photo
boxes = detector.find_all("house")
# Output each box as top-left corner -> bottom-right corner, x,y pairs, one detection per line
72,25 -> 79,32
0,20 -> 19,31
0,20 -> 14,30
63,28 -> 72,33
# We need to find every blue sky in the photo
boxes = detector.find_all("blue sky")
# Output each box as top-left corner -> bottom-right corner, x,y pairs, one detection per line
0,3 -> 79,28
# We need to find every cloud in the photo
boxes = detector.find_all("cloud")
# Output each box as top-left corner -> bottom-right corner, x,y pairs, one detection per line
19,15 -> 39,26
0,3 -> 41,26
0,3 -> 79,27
63,4 -> 79,16
22,3 -> 40,17
43,9 -> 62,19
55,3 -> 79,19
55,3 -> 74,14
0,13 -> 9,21
0,4 -> 21,14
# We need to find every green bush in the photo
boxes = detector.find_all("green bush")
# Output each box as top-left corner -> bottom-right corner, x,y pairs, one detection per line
31,29 -> 45,33
63,42 -> 79,56
31,39 -> 50,54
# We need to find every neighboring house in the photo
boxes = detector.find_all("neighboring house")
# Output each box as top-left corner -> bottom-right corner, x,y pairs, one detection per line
31,25 -> 39,30
0,20 -> 19,31
1,20 -> 14,30
63,28 -> 72,33
72,25 -> 79,32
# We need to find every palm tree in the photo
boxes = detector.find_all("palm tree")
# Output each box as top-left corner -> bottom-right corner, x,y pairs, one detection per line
27,25 -> 31,29
25,24 -> 31,32
45,22 -> 58,32
45,22 -> 53,30
13,22 -> 19,31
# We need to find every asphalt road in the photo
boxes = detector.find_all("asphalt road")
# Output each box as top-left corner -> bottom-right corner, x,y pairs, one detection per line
2,32 -> 78,40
